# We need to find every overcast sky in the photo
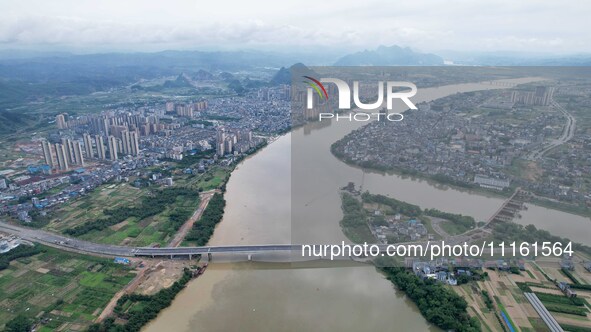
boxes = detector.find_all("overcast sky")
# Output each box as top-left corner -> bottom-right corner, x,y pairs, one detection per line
0,0 -> 589,54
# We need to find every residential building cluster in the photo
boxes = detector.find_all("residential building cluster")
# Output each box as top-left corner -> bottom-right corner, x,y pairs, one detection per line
215,127 -> 258,157
370,211 -> 431,243
408,257 -> 526,286
332,86 -> 591,205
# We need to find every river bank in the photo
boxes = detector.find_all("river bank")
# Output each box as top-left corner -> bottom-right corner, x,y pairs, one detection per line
331,145 -> 591,220
144,77 -> 590,331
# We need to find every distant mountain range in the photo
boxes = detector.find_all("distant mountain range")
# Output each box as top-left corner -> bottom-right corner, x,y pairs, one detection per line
0,45 -> 590,135
334,45 -> 444,66
270,63 -> 317,85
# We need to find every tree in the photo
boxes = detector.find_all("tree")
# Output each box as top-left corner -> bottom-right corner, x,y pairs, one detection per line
5,315 -> 32,332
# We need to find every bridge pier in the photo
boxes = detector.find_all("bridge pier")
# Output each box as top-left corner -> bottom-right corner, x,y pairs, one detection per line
208,253 -> 212,261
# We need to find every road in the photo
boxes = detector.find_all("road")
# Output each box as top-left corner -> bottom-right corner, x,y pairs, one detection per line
167,190 -> 216,247
0,221 -> 134,256
97,190 -> 216,322
429,216 -> 451,238
0,220 -> 300,257
0,221 -> 539,260
527,100 -> 575,160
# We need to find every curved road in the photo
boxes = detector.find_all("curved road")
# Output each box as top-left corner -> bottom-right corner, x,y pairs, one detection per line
527,100 -> 575,160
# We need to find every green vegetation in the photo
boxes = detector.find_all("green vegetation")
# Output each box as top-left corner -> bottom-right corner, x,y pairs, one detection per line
64,187 -> 199,237
361,192 -> 475,233
162,150 -> 214,168
516,282 -> 535,292
88,268 -> 193,332
339,189 -> 483,244
187,119 -> 214,127
4,315 -> 32,332
185,193 -> 226,245
535,292 -> 586,307
173,165 -> 232,192
49,184 -> 147,231
380,266 -> 481,332
491,223 -> 591,257
430,173 -> 477,189
424,209 -> 476,233
569,284 -> 591,291
492,295 -> 517,332
560,323 -> 591,332
530,197 -> 591,219
339,192 -> 374,243
131,74 -> 193,92
481,290 -> 494,310
361,192 -> 422,217
26,210 -> 51,229
515,283 -> 590,317
0,244 -> 45,271
0,246 -> 134,330
561,268 -> 581,285
544,303 -> 588,317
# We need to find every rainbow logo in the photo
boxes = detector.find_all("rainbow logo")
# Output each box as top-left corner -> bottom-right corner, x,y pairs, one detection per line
302,76 -> 328,100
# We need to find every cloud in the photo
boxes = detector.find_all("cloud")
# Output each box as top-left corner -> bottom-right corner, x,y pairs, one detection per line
0,16 -> 348,47
0,0 -> 589,53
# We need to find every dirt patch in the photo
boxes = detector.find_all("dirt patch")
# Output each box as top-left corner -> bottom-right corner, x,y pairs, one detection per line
110,220 -> 129,231
135,260 -> 189,295
36,267 -> 50,274
138,216 -> 154,228
523,161 -> 543,181
50,310 -> 72,317
530,286 -> 563,295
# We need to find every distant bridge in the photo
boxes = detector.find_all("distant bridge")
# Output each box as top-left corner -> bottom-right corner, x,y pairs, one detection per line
483,188 -> 525,227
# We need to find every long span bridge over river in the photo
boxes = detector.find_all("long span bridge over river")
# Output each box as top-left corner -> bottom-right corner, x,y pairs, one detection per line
0,189 -> 526,261
0,187 -> 529,262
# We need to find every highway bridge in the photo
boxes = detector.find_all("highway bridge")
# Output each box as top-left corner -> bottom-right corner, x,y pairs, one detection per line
1,183 -> 531,262
1,221 -> 536,262
0,221 -> 301,258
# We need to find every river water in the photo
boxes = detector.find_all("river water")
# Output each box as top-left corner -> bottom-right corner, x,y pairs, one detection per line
144,78 -> 590,332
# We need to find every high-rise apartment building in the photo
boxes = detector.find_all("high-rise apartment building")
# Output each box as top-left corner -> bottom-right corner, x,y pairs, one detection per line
83,133 -> 94,159
130,131 -> 140,156
95,135 -> 106,160
41,140 -> 54,167
54,143 -> 69,170
73,141 -> 84,166
56,114 -> 67,129
108,136 -> 118,161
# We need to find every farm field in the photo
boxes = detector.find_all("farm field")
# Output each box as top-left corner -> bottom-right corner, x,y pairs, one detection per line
0,245 -> 136,331
456,257 -> 591,332
45,183 -> 200,247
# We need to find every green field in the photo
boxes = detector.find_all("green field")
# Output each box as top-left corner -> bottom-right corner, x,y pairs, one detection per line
0,246 -> 135,331
440,219 -> 471,236
46,183 -> 200,247
174,165 -> 231,191
48,184 -> 148,233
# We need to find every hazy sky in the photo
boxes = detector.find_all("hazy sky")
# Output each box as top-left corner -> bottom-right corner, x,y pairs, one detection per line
0,0 -> 589,54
